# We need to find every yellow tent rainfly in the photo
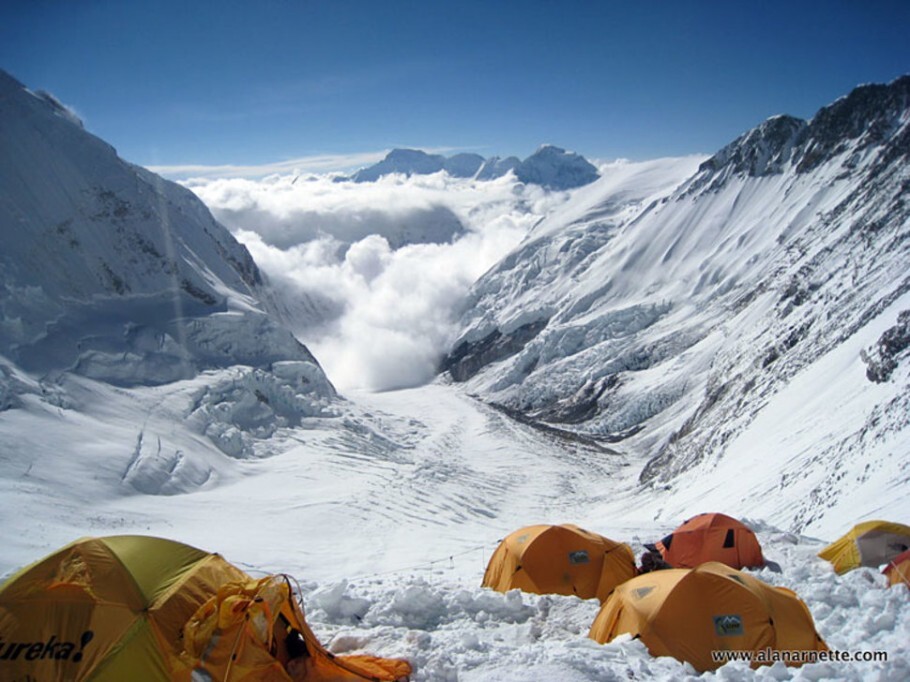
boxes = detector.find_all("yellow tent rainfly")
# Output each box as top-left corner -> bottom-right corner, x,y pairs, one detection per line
0,535 -> 411,681
818,520 -> 910,574
482,523 -> 636,602
0,535 -> 249,681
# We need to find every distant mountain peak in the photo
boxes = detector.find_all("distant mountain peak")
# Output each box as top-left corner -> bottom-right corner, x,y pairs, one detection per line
345,146 -> 599,188
514,145 -> 600,190
691,115 -> 808,189
796,74 -> 910,173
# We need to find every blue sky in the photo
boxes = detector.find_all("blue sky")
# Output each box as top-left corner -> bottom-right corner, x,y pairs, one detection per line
2,1 -> 908,174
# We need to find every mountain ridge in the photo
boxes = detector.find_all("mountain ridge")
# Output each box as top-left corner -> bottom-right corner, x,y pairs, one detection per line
345,144 -> 600,189
441,76 -> 910,531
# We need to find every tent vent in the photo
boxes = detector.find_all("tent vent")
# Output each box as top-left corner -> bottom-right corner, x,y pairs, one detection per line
723,529 -> 735,548
568,550 -> 590,565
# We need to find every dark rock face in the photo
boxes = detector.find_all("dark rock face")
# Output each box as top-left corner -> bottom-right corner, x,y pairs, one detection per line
862,310 -> 910,383
444,153 -> 485,178
690,75 -> 910,193
441,319 -> 549,382
696,115 -> 807,181
797,76 -> 910,173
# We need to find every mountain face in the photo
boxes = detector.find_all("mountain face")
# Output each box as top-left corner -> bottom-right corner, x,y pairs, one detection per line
513,145 -> 601,190
0,69 -> 333,395
442,76 -> 910,531
347,146 -> 599,188
476,155 -> 521,180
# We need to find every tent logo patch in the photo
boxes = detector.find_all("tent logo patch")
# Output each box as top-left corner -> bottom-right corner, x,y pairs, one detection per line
568,550 -> 590,565
0,630 -> 94,663
632,586 -> 655,600
713,615 -> 744,636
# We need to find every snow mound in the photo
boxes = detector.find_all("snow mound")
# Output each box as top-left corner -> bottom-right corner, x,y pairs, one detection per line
189,362 -> 338,458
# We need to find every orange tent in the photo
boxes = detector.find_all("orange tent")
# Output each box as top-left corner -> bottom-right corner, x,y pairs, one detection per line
883,548 -> 910,588
182,575 -> 411,681
482,524 -> 636,602
589,562 -> 827,672
654,513 -> 764,569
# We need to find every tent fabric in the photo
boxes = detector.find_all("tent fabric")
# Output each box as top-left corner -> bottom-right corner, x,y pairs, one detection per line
883,548 -> 910,588
182,575 -> 412,681
655,513 -> 764,569
818,520 -> 910,575
588,562 -> 827,672
482,524 -> 636,602
0,535 -> 248,681
0,536 -> 411,682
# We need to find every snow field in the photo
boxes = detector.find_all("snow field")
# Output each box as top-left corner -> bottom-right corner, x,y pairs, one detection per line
1,375 -> 907,680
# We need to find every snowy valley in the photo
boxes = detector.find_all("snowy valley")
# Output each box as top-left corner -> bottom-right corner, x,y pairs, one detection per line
1,67 -> 909,680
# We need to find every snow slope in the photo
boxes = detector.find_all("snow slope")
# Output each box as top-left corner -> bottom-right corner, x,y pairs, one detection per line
444,76 -> 910,537
0,376 -> 906,681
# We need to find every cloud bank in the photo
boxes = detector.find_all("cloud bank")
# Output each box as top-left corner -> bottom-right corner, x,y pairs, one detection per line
186,171 -> 570,391
148,150 -> 388,180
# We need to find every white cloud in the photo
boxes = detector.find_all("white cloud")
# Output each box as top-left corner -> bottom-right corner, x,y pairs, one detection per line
146,151 -> 388,179
189,172 -> 572,391
146,146 -> 470,180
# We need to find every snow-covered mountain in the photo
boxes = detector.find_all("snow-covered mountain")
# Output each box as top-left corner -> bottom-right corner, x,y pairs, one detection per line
443,76 -> 910,533
0,70 -> 327,383
0,68 -> 339,463
345,145 -> 600,188
513,144 -> 601,190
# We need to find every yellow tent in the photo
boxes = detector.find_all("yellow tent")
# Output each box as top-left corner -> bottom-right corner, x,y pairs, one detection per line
589,562 -> 827,672
818,520 -> 910,574
0,535 -> 248,680
0,536 -> 411,681
482,524 -> 636,602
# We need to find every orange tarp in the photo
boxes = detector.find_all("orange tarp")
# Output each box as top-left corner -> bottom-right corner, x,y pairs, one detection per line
182,575 -> 411,681
883,548 -> 910,588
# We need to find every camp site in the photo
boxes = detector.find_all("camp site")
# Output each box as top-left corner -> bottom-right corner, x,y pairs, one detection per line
2,512 -> 908,679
